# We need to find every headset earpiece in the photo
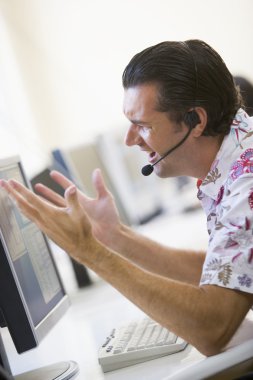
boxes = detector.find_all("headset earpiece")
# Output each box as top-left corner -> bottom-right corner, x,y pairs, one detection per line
184,110 -> 200,128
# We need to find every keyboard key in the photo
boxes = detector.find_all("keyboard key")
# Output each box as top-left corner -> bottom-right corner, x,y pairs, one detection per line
98,316 -> 188,372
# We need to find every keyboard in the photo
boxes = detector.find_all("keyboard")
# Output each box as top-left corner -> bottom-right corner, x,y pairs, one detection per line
98,316 -> 188,372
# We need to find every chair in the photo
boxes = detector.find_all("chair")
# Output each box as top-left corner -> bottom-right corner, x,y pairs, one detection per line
164,339 -> 253,380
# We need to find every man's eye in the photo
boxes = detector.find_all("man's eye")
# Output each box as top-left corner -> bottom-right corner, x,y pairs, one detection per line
139,126 -> 150,134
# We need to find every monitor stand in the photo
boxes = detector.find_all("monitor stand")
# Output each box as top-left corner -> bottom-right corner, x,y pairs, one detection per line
0,344 -> 79,380
0,330 -> 79,380
14,361 -> 79,380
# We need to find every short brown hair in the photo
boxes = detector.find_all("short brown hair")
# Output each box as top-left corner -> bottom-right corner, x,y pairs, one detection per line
122,40 -> 242,136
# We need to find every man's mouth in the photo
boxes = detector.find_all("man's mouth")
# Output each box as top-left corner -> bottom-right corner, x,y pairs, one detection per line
148,151 -> 158,163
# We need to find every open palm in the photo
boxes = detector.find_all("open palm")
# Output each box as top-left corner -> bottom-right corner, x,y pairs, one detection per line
34,169 -> 121,247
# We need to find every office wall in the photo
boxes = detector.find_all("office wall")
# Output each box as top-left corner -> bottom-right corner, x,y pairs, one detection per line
0,0 -> 252,176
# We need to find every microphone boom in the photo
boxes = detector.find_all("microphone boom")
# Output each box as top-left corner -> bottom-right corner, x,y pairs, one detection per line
141,127 -> 192,176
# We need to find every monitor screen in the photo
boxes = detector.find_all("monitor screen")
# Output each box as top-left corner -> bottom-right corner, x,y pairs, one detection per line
0,156 -> 77,378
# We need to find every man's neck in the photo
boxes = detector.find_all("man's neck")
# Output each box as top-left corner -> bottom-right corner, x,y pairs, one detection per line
187,134 -> 225,180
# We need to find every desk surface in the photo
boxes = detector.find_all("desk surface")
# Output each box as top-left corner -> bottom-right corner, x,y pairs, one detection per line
7,279 -> 253,380
5,280 -> 204,380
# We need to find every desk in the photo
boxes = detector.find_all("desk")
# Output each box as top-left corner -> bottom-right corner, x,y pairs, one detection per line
5,279 -> 204,380
6,279 -> 253,380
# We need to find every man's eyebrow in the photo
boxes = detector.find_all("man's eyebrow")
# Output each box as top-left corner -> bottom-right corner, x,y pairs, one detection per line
130,119 -> 150,125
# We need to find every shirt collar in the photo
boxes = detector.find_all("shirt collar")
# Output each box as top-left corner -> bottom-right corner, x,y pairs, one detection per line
198,109 -> 253,200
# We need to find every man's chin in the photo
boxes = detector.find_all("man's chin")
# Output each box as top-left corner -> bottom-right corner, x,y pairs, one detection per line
154,166 -> 172,179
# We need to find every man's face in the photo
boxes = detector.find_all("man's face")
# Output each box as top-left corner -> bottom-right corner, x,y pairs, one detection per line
123,84 -> 189,178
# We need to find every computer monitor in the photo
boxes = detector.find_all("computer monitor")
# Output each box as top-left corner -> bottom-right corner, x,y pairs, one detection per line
0,156 -> 79,379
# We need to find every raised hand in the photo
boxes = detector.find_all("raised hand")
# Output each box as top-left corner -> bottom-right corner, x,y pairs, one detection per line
34,169 -> 121,247
0,179 -> 93,262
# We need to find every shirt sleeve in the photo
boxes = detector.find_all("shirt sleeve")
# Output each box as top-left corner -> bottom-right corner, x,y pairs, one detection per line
200,173 -> 253,293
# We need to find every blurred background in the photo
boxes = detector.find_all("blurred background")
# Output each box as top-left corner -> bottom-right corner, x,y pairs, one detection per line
0,0 -> 252,231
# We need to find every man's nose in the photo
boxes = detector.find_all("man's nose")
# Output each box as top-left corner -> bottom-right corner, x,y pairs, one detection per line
124,125 -> 142,146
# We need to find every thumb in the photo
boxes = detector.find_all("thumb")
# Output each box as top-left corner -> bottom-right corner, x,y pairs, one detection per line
65,185 -> 80,209
92,168 -> 109,198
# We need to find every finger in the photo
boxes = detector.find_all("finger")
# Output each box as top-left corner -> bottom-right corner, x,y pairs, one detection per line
34,183 -> 66,207
65,185 -> 84,217
50,170 -> 74,190
51,170 -> 94,208
92,168 -> 109,198
1,180 -> 46,221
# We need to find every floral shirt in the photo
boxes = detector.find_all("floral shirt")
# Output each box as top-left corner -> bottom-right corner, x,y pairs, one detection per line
198,109 -> 253,294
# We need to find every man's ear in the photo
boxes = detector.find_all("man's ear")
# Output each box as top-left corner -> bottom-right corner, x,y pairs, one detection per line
189,107 -> 207,137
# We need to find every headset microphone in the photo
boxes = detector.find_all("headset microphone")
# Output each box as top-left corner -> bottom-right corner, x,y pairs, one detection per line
141,110 -> 200,176
141,127 -> 191,176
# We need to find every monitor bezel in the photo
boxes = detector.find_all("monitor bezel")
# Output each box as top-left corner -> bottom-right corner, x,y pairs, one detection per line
0,155 -> 70,354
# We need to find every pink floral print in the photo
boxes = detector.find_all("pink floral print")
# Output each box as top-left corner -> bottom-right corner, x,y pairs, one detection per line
198,109 -> 253,294
230,149 -> 253,181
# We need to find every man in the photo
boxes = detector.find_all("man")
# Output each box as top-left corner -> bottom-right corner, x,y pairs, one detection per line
1,39 -> 253,357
